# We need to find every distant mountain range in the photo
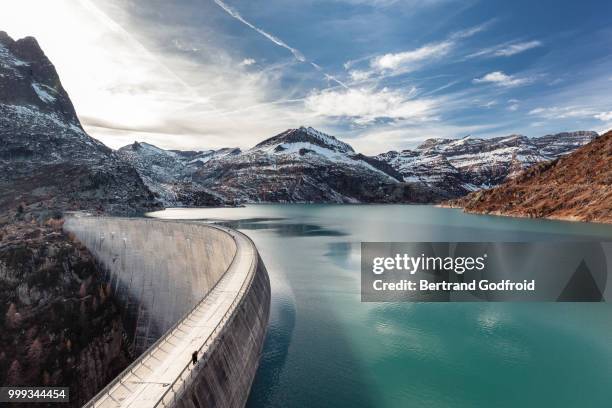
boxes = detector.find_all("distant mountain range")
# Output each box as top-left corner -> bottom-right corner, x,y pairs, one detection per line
448,130 -> 612,223
0,31 -> 603,213
119,126 -> 443,205
376,130 -> 597,197
118,126 -> 597,205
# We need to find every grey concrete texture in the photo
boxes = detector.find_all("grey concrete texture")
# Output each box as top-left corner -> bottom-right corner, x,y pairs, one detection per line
63,216 -> 270,408
64,216 -> 237,354
174,257 -> 270,408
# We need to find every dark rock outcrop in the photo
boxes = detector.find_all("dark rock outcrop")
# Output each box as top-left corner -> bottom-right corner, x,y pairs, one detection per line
116,142 -> 232,206
0,31 -> 159,216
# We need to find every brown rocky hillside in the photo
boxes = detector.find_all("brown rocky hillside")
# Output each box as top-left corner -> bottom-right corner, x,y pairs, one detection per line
0,214 -> 133,406
447,130 -> 612,223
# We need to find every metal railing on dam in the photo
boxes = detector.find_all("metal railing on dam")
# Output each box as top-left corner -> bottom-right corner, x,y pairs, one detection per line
64,216 -> 271,408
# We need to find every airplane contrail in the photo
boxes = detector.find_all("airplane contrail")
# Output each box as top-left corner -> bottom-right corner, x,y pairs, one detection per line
212,0 -> 305,62
212,0 -> 348,89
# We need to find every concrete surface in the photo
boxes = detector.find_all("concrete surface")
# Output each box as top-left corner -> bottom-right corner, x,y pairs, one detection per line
63,216 -> 270,408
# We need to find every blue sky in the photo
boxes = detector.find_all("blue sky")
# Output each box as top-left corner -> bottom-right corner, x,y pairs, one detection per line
3,0 -> 612,153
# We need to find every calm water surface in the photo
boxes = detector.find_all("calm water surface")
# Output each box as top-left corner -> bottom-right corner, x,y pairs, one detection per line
149,205 -> 612,408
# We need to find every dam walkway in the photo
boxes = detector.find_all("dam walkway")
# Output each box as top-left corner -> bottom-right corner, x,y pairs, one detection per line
81,224 -> 258,408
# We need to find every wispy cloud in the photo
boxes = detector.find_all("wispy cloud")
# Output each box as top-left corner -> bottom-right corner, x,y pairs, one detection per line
528,106 -> 596,119
304,86 -> 439,125
494,40 -> 542,56
507,99 -> 520,111
473,71 -> 533,87
594,111 -> 612,121
212,0 -> 347,88
346,21 -> 492,80
450,20 -> 495,39
467,40 -> 542,59
240,58 -> 256,66
370,41 -> 453,74
480,100 -> 497,108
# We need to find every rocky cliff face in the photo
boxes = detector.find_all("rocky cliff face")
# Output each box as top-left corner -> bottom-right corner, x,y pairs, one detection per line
116,142 -> 235,206
0,31 -> 158,215
377,132 -> 598,197
191,126 -> 445,203
0,216 -> 132,406
447,131 -> 611,223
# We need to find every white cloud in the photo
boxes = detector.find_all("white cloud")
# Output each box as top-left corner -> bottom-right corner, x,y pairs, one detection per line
528,106 -> 596,119
507,99 -> 520,111
481,100 -> 497,108
467,40 -> 541,59
240,58 -> 256,66
304,87 -> 438,125
370,41 -> 453,74
595,111 -> 612,121
494,40 -> 542,56
349,69 -> 372,82
347,22 -> 491,80
473,71 -> 533,87
450,20 -> 494,39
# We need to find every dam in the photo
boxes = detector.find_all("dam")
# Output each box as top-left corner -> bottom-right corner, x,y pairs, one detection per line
63,215 -> 271,408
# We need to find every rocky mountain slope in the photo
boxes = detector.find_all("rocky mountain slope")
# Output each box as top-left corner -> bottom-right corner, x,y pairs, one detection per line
447,131 -> 611,223
118,127 -> 597,205
191,127 -> 443,203
376,131 -> 597,197
116,142 -> 238,206
0,31 -> 158,215
0,215 -> 132,406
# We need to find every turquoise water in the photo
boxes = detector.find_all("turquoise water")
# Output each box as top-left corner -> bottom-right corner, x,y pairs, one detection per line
149,205 -> 612,408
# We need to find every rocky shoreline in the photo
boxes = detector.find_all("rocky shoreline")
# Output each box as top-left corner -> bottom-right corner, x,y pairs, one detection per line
445,131 -> 612,224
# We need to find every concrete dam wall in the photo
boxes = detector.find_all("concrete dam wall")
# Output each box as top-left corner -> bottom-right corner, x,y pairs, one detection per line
63,216 -> 271,408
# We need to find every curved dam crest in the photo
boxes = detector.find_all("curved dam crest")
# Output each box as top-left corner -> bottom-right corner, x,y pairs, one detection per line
64,216 -> 271,408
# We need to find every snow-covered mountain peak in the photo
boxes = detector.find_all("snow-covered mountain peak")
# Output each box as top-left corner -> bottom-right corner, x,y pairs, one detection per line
254,126 -> 355,154
128,141 -> 175,157
0,31 -> 81,125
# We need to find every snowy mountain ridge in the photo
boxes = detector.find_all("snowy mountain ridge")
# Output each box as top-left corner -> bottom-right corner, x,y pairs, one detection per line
376,131 -> 598,196
117,126 -> 597,205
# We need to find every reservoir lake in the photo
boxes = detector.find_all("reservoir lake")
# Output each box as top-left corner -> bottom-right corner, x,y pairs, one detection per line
149,204 -> 612,408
